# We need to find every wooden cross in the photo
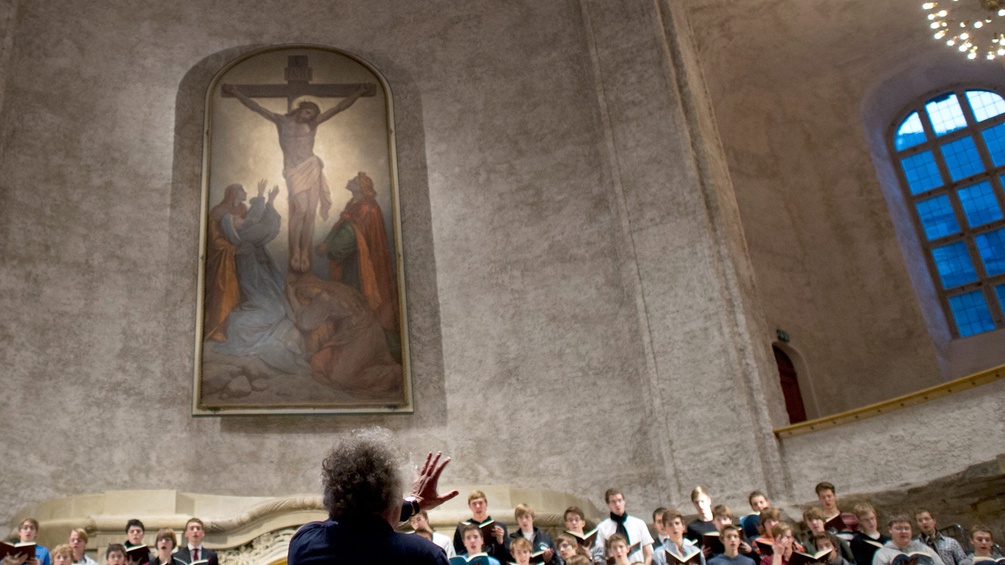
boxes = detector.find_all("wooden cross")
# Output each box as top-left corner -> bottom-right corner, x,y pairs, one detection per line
221,54 -> 376,111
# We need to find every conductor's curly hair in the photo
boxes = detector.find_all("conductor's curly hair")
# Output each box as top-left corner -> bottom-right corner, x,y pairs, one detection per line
321,427 -> 403,520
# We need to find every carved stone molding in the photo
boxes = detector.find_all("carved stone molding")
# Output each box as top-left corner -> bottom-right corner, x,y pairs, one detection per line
206,496 -> 324,534
217,528 -> 299,565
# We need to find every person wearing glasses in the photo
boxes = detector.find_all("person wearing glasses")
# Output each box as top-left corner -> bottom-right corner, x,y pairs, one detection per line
872,514 -> 944,565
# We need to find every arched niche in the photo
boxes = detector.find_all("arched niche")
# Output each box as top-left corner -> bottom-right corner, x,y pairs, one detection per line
193,45 -> 414,415
861,52 -> 1005,380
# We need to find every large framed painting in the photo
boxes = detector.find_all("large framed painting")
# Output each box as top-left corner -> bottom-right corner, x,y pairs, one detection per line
193,46 -> 411,415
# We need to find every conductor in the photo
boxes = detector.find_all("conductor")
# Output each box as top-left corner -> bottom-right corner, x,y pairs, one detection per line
287,428 -> 460,564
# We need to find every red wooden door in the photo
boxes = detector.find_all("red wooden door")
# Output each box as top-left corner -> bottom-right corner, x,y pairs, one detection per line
773,346 -> 807,423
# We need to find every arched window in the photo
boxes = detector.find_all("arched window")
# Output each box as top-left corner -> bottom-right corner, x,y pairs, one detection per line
890,89 -> 1005,337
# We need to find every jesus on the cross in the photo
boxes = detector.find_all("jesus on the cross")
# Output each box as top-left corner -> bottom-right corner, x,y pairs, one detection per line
222,82 -> 368,273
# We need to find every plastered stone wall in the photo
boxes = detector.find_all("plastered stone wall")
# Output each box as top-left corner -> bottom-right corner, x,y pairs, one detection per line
0,0 -> 785,528
685,0 -> 1005,416
779,378 -> 1005,502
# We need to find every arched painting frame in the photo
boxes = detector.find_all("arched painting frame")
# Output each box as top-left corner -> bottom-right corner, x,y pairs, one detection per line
193,45 -> 411,415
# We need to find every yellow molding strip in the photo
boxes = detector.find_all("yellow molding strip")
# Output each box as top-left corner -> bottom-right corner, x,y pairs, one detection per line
774,364 -> 1005,439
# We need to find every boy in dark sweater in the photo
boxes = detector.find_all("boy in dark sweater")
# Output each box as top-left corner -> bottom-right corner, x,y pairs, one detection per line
708,527 -> 756,565
850,504 -> 889,565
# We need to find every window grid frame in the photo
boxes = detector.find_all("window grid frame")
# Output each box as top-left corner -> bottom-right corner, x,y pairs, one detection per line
889,86 -> 1005,338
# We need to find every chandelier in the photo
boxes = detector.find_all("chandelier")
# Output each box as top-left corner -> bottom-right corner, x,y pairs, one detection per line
924,0 -> 1005,60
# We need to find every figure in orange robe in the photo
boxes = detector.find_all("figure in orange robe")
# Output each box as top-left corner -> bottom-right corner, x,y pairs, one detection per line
287,273 -> 402,394
316,172 -> 399,332
203,183 -> 247,341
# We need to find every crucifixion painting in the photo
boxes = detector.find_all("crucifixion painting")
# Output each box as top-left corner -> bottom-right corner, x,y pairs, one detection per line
195,47 -> 410,415
221,55 -> 377,273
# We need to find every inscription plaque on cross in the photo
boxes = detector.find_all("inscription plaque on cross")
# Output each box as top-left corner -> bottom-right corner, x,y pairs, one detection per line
221,54 -> 376,111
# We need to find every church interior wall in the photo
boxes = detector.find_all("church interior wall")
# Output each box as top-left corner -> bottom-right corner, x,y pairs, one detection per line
685,0 -> 1005,415
858,55 -> 1005,380
779,377 -> 1005,503
0,0 -> 780,529
2,0 -> 1002,539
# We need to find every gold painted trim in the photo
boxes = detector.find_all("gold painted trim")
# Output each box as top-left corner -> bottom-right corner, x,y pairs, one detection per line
774,364 -> 1005,438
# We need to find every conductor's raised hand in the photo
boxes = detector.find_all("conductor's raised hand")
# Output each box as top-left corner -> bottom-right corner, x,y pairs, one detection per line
409,451 -> 459,512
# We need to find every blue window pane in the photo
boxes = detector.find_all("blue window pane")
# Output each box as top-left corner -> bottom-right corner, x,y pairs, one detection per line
982,122 -> 1005,166
941,137 -> 984,181
958,181 -> 1003,227
932,241 -> 978,288
966,90 -> 1005,122
948,290 -> 996,337
996,284 -> 1005,315
926,93 -> 967,136
901,151 -> 943,194
916,195 -> 960,240
895,112 -> 926,150
974,228 -> 1005,276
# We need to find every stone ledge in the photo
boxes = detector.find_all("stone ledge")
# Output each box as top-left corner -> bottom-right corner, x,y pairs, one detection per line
6,486 -> 602,554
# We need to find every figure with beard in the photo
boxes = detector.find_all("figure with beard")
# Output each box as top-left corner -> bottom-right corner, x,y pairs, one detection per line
316,171 -> 400,332
215,180 -> 308,375
222,83 -> 367,273
204,183 -> 247,342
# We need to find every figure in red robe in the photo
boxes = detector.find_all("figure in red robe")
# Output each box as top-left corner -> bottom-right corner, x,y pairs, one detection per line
316,172 -> 400,332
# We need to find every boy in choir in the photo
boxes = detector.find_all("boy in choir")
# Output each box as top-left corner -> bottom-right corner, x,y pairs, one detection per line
756,509 -> 781,544
19,519 -> 51,565
69,528 -> 98,565
743,493 -> 770,540
815,483 -> 855,535
565,557 -> 592,565
960,525 -> 999,565
174,519 -> 218,565
459,523 -> 502,565
915,510 -> 966,565
748,494 -> 770,513
653,509 -> 705,565
654,508 -> 670,553
415,530 -> 435,543
411,510 -> 456,558
106,545 -> 129,565
510,538 -> 538,565
687,488 -> 717,545
802,509 -> 854,563
564,506 -> 604,565
595,488 -> 654,565
755,510 -> 804,555
763,523 -> 797,565
707,527 -> 755,565
453,491 -> 509,563
813,534 -> 852,565
510,504 -> 556,564
873,514 -> 943,565
51,545 -> 72,565
564,507 -> 592,541
124,520 -> 150,565
606,534 -> 635,565
850,504 -> 889,565
564,507 -> 588,536
556,534 -> 590,562
709,506 -> 753,558
150,529 -> 181,565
